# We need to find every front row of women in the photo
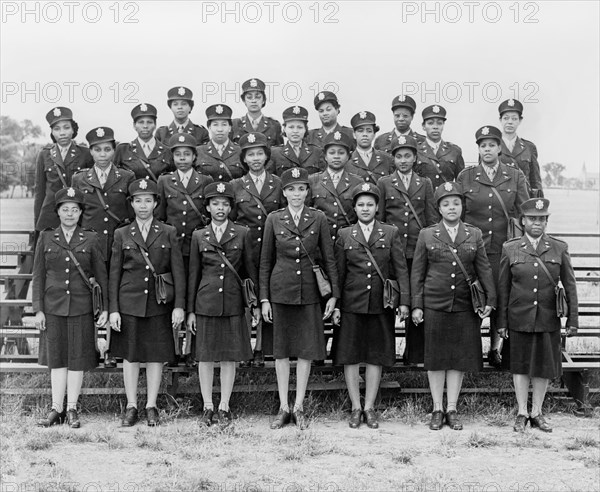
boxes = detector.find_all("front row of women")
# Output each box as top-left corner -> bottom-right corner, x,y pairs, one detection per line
33,171 -> 579,433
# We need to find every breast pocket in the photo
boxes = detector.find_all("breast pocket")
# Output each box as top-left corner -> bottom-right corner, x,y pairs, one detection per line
44,245 -> 62,262
457,242 -> 477,262
166,190 -> 179,199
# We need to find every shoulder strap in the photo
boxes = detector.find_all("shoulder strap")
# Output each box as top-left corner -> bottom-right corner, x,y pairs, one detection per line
320,181 -> 351,226
297,235 -> 317,267
136,243 -> 158,279
536,257 -> 558,288
398,188 -> 424,229
141,161 -> 158,182
94,188 -> 125,224
489,186 -> 510,221
180,188 -> 207,225
66,250 -> 92,290
54,163 -> 68,188
445,244 -> 472,284
215,244 -> 244,286
250,192 -> 268,215
220,161 -> 234,180
360,244 -> 385,283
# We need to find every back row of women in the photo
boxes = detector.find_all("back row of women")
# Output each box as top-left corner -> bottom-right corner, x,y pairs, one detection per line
32,80 -> 578,434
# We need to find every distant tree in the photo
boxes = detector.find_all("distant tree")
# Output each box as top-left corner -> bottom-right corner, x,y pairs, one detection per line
542,162 -> 566,187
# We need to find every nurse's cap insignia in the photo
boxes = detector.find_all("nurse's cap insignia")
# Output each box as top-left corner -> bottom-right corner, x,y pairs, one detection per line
248,134 -> 256,143
139,179 -> 148,189
481,127 -> 490,135
293,106 -> 301,114
291,168 -> 300,178
359,111 -> 367,119
216,105 -> 224,114
433,105 -> 440,113
250,79 -> 258,88
318,92 -> 325,101
178,87 -> 186,96
67,187 -> 76,197
53,108 -> 61,117
217,183 -> 226,193
444,182 -> 453,192
96,128 -> 105,137
140,103 -> 148,111
398,136 -> 407,145
399,95 -> 406,102
178,135 -> 185,143
334,131 -> 341,140
535,199 -> 544,210
361,183 -> 371,192
508,99 -> 515,106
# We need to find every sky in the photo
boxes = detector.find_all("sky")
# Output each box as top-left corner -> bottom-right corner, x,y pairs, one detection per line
1,0 -> 599,176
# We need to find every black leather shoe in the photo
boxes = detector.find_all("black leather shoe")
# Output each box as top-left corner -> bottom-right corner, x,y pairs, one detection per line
37,409 -> 66,427
445,410 -> 463,430
270,409 -> 291,429
292,409 -> 308,430
67,409 -> 80,429
348,409 -> 362,429
529,414 -> 552,433
146,407 -> 160,427
513,414 -> 528,433
252,350 -> 265,368
488,349 -> 502,368
239,360 -> 252,368
217,410 -> 232,426
104,353 -> 117,368
363,409 -> 379,429
184,354 -> 197,368
429,410 -> 444,430
200,409 -> 215,426
121,407 -> 139,427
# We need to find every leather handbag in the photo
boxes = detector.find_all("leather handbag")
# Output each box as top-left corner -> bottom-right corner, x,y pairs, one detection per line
445,245 -> 487,313
490,187 -> 523,239
67,250 -> 103,319
361,245 -> 400,309
297,236 -> 332,298
137,245 -> 175,304
537,258 -> 569,318
217,246 -> 258,308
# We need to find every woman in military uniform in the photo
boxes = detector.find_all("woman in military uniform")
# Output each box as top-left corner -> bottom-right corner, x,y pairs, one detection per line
33,188 -> 108,428
108,179 -> 186,427
411,182 -> 495,431
187,182 -> 258,426
155,86 -> 209,146
306,91 -> 356,157
34,107 -> 93,233
347,111 -> 395,184
260,168 -> 339,430
498,99 -> 543,197
377,135 -> 437,365
231,78 -> 283,147
415,105 -> 465,190
230,132 -> 284,367
269,106 -> 323,176
498,198 -> 578,432
457,125 -> 529,368
196,104 -> 245,182
114,103 -> 173,181
374,95 -> 425,154
333,183 -> 410,429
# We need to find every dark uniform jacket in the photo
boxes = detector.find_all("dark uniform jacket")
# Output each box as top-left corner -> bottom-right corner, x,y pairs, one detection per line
34,143 -> 94,231
268,142 -> 323,176
306,124 -> 356,169
346,149 -> 395,184
156,121 -> 209,146
415,139 -> 465,189
374,129 -> 425,154
72,165 -> 135,259
187,221 -> 257,317
500,137 -> 543,196
231,115 -> 283,147
377,172 -> 437,259
109,219 -> 186,317
114,139 -> 173,181
156,170 -> 213,257
230,173 -> 284,267
457,163 -> 529,256
335,221 -> 410,314
411,221 -> 496,312
195,141 -> 245,182
259,207 -> 340,305
32,227 -> 108,316
307,170 -> 364,242
498,234 -> 578,332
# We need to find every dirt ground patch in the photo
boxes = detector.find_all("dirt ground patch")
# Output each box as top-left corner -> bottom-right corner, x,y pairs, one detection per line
1,412 -> 599,491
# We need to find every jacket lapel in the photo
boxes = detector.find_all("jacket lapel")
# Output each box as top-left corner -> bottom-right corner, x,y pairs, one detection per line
297,207 -> 316,233
103,165 -> 120,191
242,174 -> 261,200
512,137 -> 526,158
185,170 -> 203,194
336,171 -> 352,194
369,221 -> 386,247
219,221 -> 237,246
282,143 -> 300,165
62,143 -> 79,167
261,172 -> 277,199
349,223 -> 369,249
84,167 -> 103,190
279,209 -> 300,235
145,219 -> 162,247
408,173 -> 424,196
50,144 -> 66,170
537,234 -> 552,256
454,221 -> 471,246
432,222 -> 454,247
128,222 -> 148,251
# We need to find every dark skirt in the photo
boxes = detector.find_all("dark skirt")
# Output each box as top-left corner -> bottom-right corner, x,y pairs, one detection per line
272,303 -> 326,360
424,308 -> 483,372
335,311 -> 396,367
403,258 -> 424,364
38,313 -> 98,371
194,315 -> 253,362
509,329 -> 562,379
110,313 -> 176,363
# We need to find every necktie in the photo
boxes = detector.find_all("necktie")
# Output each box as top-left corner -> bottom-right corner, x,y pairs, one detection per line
448,227 -> 457,242
64,230 -> 72,243
215,226 -> 223,242
293,214 -> 300,227
255,177 -> 263,193
178,125 -> 185,133
217,144 -> 224,156
531,238 -> 538,250
60,147 -> 68,161
402,175 -> 410,189
332,174 -> 340,188
252,119 -> 259,130
487,167 -> 496,182
293,146 -> 300,158
181,174 -> 189,188
141,223 -> 149,241
143,143 -> 151,157
99,170 -> 107,187
363,225 -> 372,240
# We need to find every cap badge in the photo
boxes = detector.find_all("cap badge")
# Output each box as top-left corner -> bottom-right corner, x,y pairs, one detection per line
359,111 -> 367,119
248,134 -> 256,143
398,136 -> 407,145
508,99 -> 515,107
216,105 -> 224,114
139,179 -> 148,190
53,108 -> 61,117
178,87 -> 186,96
140,103 -> 148,111
67,187 -> 76,197
318,92 -> 325,101
398,95 -> 406,102
334,131 -> 341,140
292,106 -> 301,114
291,168 -> 300,178
433,105 -> 440,113
250,79 -> 258,88
444,182 -> 453,192
178,136 -> 185,143
361,183 -> 371,192
96,128 -> 105,137
481,127 -> 490,135
535,199 -> 544,210
217,183 -> 226,193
